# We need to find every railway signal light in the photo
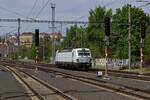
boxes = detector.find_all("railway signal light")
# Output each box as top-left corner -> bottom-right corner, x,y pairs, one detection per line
35,29 -> 39,46
104,16 -> 110,36
140,21 -> 146,39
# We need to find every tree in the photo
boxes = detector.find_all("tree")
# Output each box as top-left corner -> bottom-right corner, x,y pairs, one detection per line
39,36 -> 52,62
31,43 -> 36,59
86,6 -> 112,58
59,5 -> 150,64
144,24 -> 150,64
112,5 -> 148,62
61,25 -> 85,49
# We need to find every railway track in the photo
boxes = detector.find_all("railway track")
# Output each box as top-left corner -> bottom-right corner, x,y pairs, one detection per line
1,61 -> 150,99
36,66 -> 150,100
2,60 -> 150,75
1,60 -> 150,82
87,68 -> 150,82
36,64 -> 150,82
3,65 -> 76,100
18,62 -> 150,81
91,68 -> 150,75
99,70 -> 150,81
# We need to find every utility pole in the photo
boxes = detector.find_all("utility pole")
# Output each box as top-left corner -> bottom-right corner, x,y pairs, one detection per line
5,33 -> 9,58
128,4 -> 131,71
18,18 -> 21,59
81,29 -> 83,47
60,23 -> 63,35
18,18 -> 21,46
51,3 -> 55,64
35,29 -> 40,64
43,38 -> 45,62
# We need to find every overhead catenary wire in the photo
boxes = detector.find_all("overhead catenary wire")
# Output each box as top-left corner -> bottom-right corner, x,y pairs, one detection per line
0,6 -> 35,20
23,0 -> 51,32
1,0 -> 144,34
72,0 -> 118,21
23,0 -> 39,32
0,0 -> 51,21
27,0 -> 39,17
53,0 -> 120,32
138,2 -> 150,7
0,25 -> 16,28
35,0 -> 51,18
136,0 -> 150,2
0,18 -> 104,24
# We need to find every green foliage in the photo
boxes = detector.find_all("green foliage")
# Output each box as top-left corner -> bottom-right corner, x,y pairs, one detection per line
19,45 -> 31,59
60,5 -> 150,63
39,37 -> 52,62
112,5 -> 148,62
87,6 -> 112,58
18,36 -> 52,62
31,43 -> 35,59
17,5 -> 150,64
145,25 -> 150,62
61,25 -> 85,49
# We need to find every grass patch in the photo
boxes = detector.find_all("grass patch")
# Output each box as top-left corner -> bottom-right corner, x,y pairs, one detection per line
92,65 -> 150,73
122,66 -> 150,73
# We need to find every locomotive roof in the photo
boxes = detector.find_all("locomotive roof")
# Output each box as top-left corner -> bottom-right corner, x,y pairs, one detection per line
75,48 -> 90,51
57,48 -> 90,53
58,48 -> 72,52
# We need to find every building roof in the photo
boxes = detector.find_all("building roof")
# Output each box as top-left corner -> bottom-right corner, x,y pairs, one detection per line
21,32 -> 33,36
50,32 -> 62,36
0,43 -> 7,51
21,32 -> 49,36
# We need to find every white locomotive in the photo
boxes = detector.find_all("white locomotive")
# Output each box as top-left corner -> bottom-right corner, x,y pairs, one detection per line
55,48 -> 92,69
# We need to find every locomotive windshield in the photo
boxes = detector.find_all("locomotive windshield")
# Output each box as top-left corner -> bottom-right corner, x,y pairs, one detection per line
77,50 -> 90,56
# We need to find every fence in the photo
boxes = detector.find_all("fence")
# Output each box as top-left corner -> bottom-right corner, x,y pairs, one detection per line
92,58 -> 129,69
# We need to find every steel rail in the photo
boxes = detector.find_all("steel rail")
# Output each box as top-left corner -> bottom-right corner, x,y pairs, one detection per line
36,67 -> 150,100
1,60 -> 150,81
91,69 -> 150,81
17,69 -> 77,100
1,61 -> 150,99
3,64 -> 76,100
5,66 -> 45,100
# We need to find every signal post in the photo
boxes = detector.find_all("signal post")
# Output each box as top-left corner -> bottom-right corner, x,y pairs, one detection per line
35,29 -> 40,71
140,21 -> 146,74
104,16 -> 110,78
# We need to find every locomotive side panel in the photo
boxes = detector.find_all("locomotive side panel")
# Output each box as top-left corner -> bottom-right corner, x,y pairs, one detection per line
55,50 -> 73,67
55,48 -> 92,69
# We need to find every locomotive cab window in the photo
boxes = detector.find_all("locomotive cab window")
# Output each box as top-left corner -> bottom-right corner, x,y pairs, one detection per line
77,50 -> 90,56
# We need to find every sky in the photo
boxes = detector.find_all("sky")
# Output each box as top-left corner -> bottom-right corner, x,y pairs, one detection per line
0,0 -> 150,36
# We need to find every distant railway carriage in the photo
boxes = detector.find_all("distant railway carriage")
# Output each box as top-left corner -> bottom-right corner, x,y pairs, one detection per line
55,48 -> 92,69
